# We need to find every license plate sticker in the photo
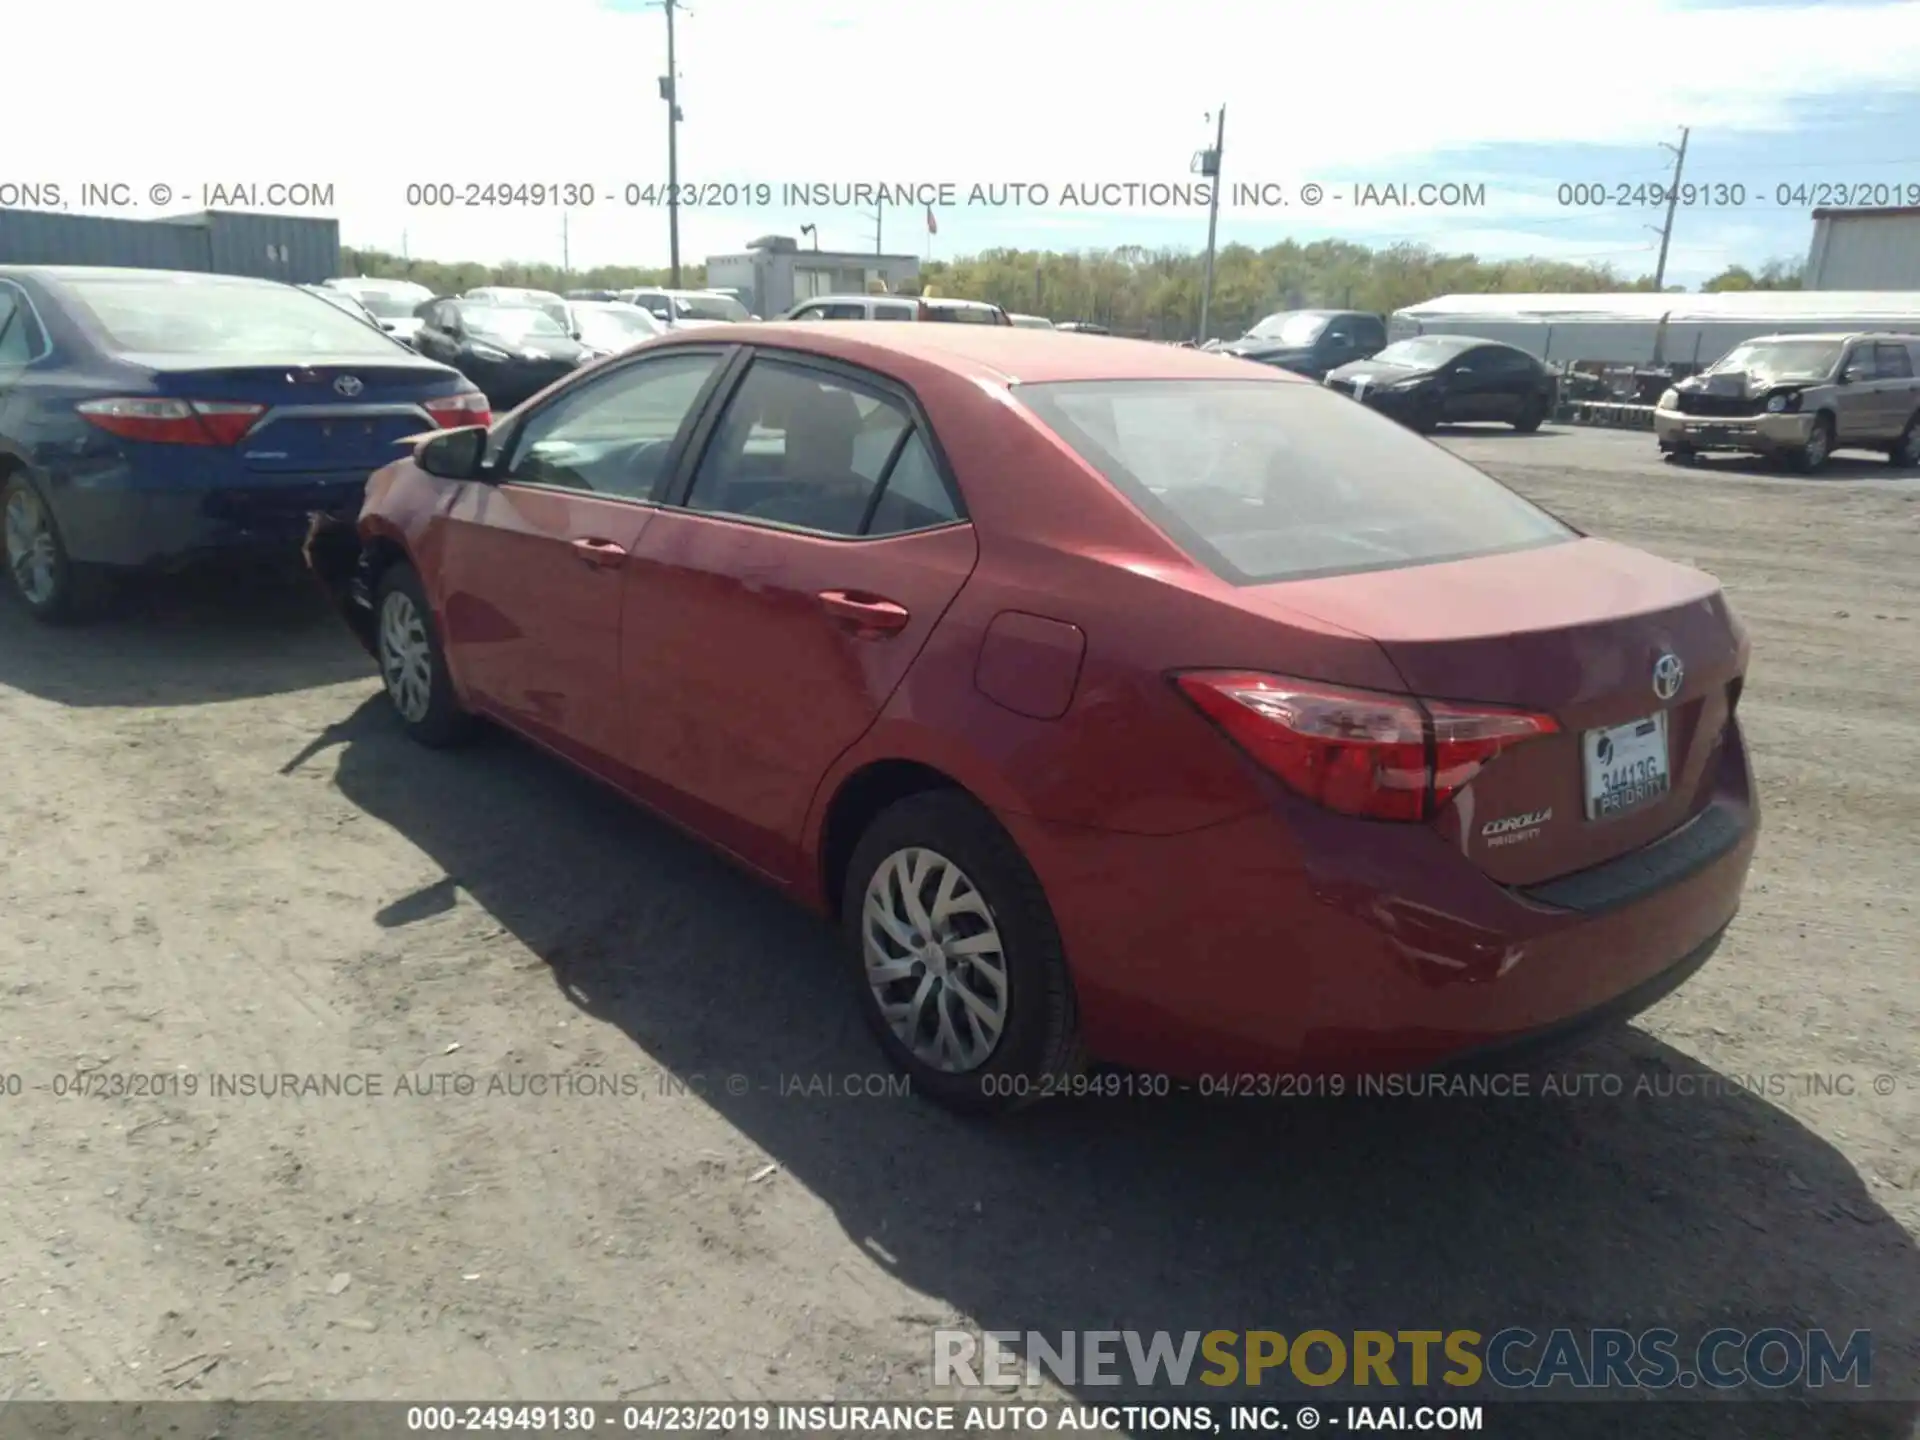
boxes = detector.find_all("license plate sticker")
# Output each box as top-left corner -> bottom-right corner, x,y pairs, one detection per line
1583,712 -> 1671,820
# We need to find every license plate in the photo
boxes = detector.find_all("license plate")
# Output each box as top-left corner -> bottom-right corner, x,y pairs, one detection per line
1583,712 -> 1671,820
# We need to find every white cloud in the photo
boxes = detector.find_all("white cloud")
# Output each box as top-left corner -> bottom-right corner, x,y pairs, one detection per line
12,0 -> 1918,269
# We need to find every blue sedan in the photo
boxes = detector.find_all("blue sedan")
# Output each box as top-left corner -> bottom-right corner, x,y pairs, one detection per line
0,266 -> 489,621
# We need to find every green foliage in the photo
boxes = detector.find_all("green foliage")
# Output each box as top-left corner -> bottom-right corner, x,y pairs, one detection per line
1699,258 -> 1803,292
340,247 -> 705,296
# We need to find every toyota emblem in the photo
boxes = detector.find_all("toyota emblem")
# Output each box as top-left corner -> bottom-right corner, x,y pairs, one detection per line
1652,652 -> 1685,701
333,375 -> 364,397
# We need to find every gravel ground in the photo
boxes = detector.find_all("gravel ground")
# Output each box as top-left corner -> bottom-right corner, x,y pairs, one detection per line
0,424 -> 1915,1438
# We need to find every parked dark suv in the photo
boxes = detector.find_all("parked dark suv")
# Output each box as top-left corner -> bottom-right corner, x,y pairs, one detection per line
1221,309 -> 1386,379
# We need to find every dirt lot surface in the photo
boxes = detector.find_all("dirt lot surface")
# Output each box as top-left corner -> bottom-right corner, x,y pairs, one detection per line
1,425 -> 1916,1437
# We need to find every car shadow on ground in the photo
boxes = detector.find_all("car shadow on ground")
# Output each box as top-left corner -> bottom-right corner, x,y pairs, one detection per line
1677,454 -> 1919,482
325,705 -> 1919,1438
1430,423 -> 1566,438
0,568 -> 371,707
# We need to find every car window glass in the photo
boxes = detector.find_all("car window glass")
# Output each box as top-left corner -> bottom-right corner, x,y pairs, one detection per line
507,353 -> 721,499
790,307 -> 825,321
1874,343 -> 1913,379
874,305 -> 916,321
820,303 -> 867,320
865,433 -> 961,535
1017,378 -> 1572,585
0,292 -> 33,365
684,360 -> 909,535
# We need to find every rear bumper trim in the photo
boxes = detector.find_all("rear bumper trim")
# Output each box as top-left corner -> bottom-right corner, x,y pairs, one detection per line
1511,801 -> 1748,916
1439,924 -> 1726,1073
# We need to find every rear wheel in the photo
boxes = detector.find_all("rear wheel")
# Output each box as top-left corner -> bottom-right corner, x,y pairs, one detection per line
1890,414 -> 1920,468
842,790 -> 1083,1115
373,563 -> 475,748
1511,397 -> 1546,433
2,474 -> 109,623
1787,415 -> 1834,474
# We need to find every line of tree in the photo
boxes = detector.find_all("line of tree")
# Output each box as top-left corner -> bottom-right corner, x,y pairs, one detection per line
339,241 -> 1801,339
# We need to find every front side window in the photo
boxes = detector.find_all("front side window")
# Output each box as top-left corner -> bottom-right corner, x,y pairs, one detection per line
684,359 -> 957,536
1016,378 -> 1571,585
1873,342 -> 1914,379
506,352 -> 721,499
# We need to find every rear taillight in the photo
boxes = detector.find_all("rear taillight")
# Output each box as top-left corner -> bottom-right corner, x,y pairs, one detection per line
1174,671 -> 1559,822
424,390 -> 492,430
76,398 -> 265,446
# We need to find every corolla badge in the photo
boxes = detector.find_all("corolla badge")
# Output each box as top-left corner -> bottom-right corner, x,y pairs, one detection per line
1482,808 -> 1551,847
1652,652 -> 1685,702
333,375 -> 364,397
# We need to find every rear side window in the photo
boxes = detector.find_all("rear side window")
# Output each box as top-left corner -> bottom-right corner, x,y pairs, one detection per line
60,276 -> 405,357
1016,378 -> 1572,585
922,305 -> 1002,325
1874,343 -> 1913,379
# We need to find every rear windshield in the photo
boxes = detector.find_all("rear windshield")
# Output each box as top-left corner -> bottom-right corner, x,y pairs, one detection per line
1015,379 -> 1573,584
62,276 -> 410,357
674,294 -> 750,322
351,288 -> 431,319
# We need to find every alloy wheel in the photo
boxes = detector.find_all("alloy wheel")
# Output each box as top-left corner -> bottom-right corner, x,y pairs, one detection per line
3,486 -> 60,608
861,846 -> 1009,1074
378,589 -> 435,724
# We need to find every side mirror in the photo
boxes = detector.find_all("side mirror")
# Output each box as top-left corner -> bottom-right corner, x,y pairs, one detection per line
415,425 -> 489,480
1839,367 -> 1861,385
1454,365 -> 1474,376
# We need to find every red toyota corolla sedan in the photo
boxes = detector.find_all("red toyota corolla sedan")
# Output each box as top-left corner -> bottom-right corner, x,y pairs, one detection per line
308,323 -> 1758,1112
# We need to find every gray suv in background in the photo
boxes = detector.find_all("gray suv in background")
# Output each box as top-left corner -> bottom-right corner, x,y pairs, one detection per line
1656,332 -> 1920,472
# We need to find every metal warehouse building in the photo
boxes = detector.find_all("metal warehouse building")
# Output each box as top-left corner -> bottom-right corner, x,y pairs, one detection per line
705,234 -> 920,319
1389,290 -> 1920,368
1802,206 -> 1920,290
0,207 -> 340,284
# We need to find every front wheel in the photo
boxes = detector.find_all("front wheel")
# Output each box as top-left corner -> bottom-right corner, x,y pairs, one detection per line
373,563 -> 475,747
1787,415 -> 1834,474
842,791 -> 1083,1115
1661,446 -> 1696,465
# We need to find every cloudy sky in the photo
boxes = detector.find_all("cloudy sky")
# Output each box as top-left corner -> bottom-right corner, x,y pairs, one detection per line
14,0 -> 1920,286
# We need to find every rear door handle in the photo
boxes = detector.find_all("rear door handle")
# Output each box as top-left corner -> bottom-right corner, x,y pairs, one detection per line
570,537 -> 629,569
818,589 -> 910,637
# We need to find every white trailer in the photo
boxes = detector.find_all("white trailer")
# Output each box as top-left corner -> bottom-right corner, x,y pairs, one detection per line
1389,291 -> 1920,369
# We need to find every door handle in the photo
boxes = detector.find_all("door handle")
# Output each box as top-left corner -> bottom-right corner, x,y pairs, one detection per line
570,537 -> 628,569
818,589 -> 910,637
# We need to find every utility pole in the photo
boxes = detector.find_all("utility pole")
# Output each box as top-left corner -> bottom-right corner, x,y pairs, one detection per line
1652,126 -> 1690,292
561,211 -> 570,276
873,198 -> 884,256
652,0 -> 686,287
1194,105 -> 1225,344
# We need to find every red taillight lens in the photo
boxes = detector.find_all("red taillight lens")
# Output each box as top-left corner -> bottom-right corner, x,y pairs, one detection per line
76,398 -> 266,446
424,390 -> 492,430
1174,671 -> 1558,822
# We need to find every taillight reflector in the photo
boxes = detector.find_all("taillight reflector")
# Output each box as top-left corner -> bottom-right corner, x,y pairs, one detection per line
424,390 -> 492,430
76,397 -> 266,446
1174,670 -> 1559,822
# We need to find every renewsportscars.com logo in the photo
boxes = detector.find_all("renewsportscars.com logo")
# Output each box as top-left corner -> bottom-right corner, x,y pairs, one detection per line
933,1328 -> 1873,1392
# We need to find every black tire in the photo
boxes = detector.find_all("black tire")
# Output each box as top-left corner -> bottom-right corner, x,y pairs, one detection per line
1,474 -> 112,623
1787,415 -> 1834,474
1511,397 -> 1546,433
1890,414 -> 1920,468
372,562 -> 476,748
1661,447 -> 1695,465
841,790 -> 1083,1115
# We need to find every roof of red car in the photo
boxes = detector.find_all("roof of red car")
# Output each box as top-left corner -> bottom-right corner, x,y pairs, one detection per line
662,321 -> 1307,386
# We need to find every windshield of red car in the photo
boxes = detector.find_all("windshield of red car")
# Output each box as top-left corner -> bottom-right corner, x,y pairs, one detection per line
1015,378 -> 1573,584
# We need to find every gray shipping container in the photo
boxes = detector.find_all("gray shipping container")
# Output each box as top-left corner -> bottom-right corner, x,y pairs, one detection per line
0,207 -> 340,284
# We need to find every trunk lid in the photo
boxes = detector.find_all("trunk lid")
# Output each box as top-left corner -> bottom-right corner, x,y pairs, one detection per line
137,358 -> 464,474
1249,538 -> 1747,885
